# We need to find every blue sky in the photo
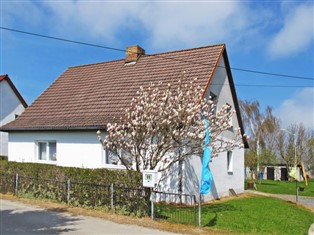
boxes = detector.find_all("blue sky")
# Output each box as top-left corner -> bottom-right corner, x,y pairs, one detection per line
1,0 -> 313,129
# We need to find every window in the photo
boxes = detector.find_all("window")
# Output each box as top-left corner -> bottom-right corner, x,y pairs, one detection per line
104,148 -> 122,165
37,141 -> 57,161
226,103 -> 233,127
227,151 -> 233,173
103,148 -> 129,169
209,92 -> 218,114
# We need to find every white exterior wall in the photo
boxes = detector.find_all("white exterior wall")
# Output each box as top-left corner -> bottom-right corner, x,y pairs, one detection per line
183,149 -> 244,201
6,55 -> 245,202
8,131 -> 105,168
0,80 -> 26,156
157,56 -> 245,201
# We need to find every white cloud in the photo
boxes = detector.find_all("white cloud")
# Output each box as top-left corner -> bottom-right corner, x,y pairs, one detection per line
2,1 -> 255,50
2,1 -> 46,27
275,88 -> 314,129
3,1 -> 313,56
136,2 -> 250,50
268,2 -> 314,58
41,1 -> 253,50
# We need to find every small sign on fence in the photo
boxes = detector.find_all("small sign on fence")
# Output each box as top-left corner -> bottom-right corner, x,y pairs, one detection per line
142,170 -> 158,188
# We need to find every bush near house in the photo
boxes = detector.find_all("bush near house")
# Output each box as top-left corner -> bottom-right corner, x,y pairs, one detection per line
0,160 -> 142,186
0,156 -> 8,161
0,160 -> 148,216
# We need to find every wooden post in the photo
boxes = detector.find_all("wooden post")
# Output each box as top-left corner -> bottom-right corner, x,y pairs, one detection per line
111,184 -> 114,210
151,188 -> 154,220
15,174 -> 19,195
67,179 -> 70,203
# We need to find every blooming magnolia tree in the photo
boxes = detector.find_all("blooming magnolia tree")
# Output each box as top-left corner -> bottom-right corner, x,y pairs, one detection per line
97,78 -> 243,172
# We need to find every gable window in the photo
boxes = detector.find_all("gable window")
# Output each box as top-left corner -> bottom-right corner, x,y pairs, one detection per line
37,141 -> 57,162
226,103 -> 233,127
210,92 -> 218,114
227,151 -> 233,173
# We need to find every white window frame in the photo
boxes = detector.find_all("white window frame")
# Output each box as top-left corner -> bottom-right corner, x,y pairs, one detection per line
227,150 -> 233,173
102,147 -> 126,169
36,141 -> 57,163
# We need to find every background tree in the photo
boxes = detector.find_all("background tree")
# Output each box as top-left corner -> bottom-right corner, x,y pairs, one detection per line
241,99 -> 314,178
304,131 -> 314,174
277,124 -> 312,168
98,78 -> 243,172
240,100 -> 279,178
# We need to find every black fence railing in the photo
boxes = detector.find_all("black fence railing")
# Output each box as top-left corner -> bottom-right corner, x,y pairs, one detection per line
152,191 -> 197,225
1,172 -> 199,225
0,172 -> 15,194
0,172 -> 148,216
18,174 -> 67,202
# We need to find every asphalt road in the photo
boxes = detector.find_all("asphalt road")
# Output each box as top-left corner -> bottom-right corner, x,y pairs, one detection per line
0,199 -> 177,235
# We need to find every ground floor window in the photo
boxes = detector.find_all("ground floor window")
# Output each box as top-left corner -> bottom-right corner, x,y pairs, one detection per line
227,150 -> 233,173
104,148 -> 121,165
37,141 -> 57,162
102,148 -> 127,169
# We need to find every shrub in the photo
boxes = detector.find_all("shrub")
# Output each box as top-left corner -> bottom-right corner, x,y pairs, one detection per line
0,160 -> 147,216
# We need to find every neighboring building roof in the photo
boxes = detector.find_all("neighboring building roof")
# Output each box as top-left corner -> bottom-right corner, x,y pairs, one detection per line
0,74 -> 28,108
1,44 -> 246,146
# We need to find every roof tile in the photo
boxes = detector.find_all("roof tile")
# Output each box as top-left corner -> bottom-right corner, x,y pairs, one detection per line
2,44 -> 225,130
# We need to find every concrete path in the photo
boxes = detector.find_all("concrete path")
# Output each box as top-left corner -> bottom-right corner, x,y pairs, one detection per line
246,190 -> 314,211
0,199 -> 178,235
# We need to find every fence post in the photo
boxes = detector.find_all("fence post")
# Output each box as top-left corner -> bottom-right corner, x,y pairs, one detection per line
67,179 -> 70,204
110,183 -> 114,210
15,174 -> 19,195
198,194 -> 202,227
151,189 -> 154,220
193,195 -> 197,225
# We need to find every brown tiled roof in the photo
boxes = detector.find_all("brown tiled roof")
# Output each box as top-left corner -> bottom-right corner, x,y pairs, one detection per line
2,44 -> 239,131
0,74 -> 28,109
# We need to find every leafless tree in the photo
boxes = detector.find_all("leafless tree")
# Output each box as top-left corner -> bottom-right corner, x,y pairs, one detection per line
240,100 -> 280,177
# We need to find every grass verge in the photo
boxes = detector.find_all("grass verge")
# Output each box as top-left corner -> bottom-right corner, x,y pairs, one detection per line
1,193 -> 313,234
201,195 -> 313,234
246,179 -> 314,197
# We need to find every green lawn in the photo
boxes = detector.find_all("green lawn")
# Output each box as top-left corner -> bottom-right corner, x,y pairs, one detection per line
246,179 -> 314,197
155,195 -> 314,234
201,195 -> 313,234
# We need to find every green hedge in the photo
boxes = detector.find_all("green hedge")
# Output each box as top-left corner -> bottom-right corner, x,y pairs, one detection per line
0,160 -> 148,216
0,160 -> 142,186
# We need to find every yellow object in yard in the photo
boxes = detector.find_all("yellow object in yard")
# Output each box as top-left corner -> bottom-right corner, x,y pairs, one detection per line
289,166 -> 297,180
301,162 -> 308,186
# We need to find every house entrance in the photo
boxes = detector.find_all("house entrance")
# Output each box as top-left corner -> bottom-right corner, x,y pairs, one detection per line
280,167 -> 288,181
267,167 -> 274,180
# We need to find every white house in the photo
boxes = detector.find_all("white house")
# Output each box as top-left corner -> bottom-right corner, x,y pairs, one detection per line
0,75 -> 27,156
1,44 -> 248,201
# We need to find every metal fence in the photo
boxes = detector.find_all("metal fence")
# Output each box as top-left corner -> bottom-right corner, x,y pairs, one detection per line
152,191 -> 198,225
0,172 -> 15,194
0,172 -> 148,215
0,172 -> 199,225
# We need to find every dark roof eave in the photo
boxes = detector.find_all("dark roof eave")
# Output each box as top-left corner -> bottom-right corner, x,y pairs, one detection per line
1,75 -> 28,108
222,49 -> 249,149
0,126 -> 107,132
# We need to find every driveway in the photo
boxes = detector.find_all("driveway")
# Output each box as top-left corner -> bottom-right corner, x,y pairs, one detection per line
0,199 -> 178,235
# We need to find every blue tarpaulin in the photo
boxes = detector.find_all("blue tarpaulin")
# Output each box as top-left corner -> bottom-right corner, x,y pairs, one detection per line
200,118 -> 213,194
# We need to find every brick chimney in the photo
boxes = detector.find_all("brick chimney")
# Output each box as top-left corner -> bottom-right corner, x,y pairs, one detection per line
125,45 -> 145,63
